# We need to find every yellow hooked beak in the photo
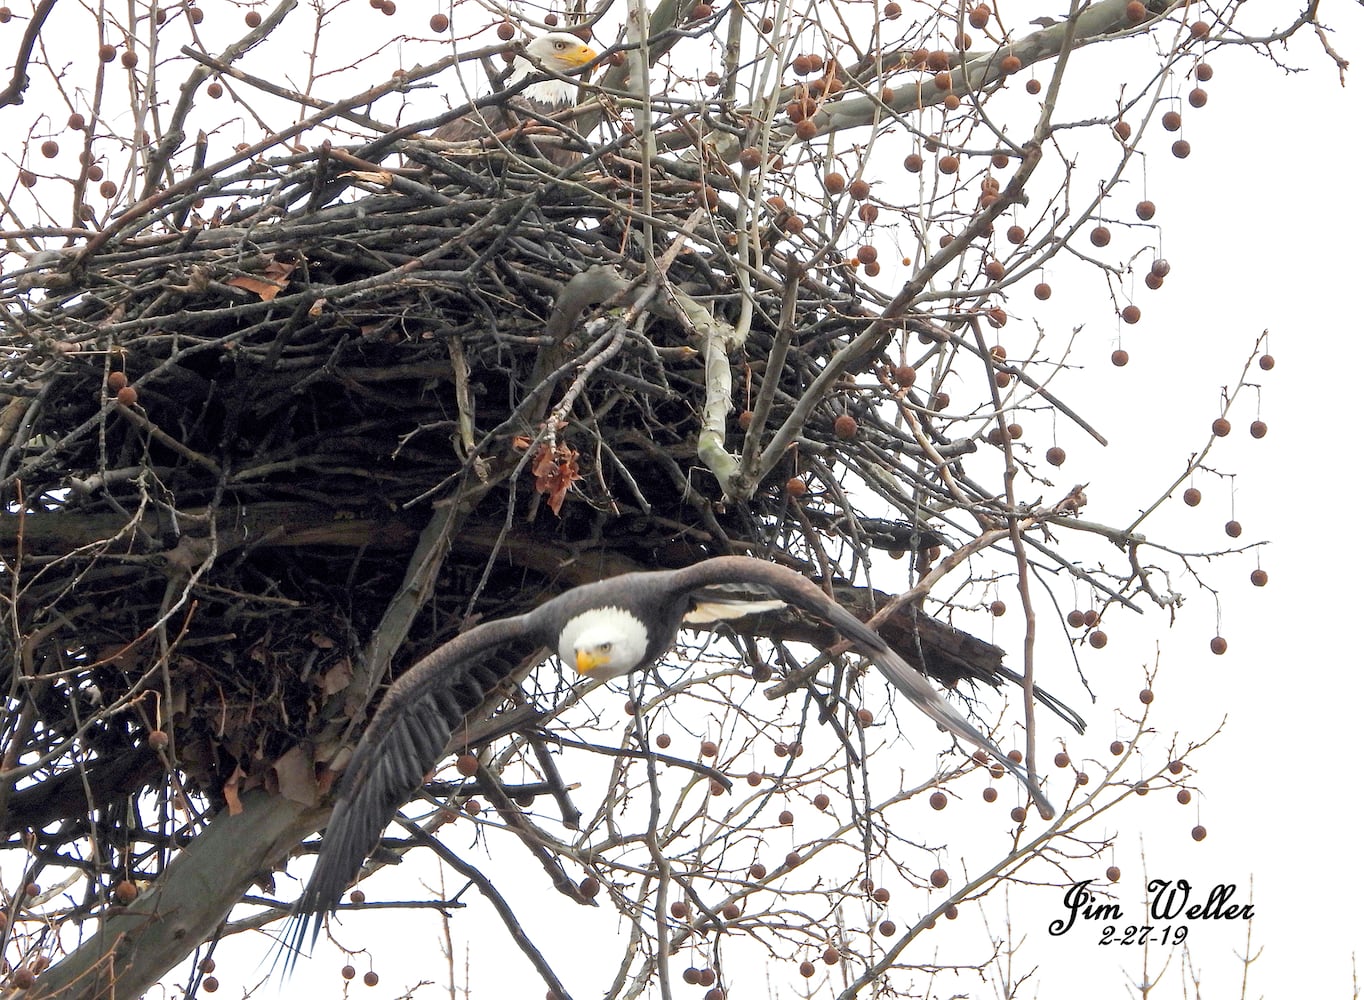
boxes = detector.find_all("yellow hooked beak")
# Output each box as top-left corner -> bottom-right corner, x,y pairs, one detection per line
575,647 -> 611,675
563,44 -> 597,71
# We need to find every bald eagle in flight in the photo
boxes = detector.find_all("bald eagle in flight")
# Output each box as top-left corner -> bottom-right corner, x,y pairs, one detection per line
284,556 -> 1056,956
423,32 -> 597,168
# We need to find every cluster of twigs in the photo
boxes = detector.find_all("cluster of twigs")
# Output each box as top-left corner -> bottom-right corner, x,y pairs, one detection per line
0,102 -> 1060,905
0,0 -> 1333,992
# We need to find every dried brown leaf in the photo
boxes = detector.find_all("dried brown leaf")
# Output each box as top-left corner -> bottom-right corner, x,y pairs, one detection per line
273,745 -> 320,806
319,656 -> 353,696
226,258 -> 296,301
531,443 -> 582,516
222,764 -> 245,815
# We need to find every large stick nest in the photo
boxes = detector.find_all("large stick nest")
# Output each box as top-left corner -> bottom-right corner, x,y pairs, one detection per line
0,136 -> 1037,872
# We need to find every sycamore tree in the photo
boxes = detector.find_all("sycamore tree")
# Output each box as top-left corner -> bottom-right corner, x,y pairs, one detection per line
0,1 -> 1345,998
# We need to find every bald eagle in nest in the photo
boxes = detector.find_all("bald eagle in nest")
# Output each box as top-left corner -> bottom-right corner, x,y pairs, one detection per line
426,32 -> 597,168
282,557 -> 1063,961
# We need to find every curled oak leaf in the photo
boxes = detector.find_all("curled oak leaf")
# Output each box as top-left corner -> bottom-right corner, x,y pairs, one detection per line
531,443 -> 581,515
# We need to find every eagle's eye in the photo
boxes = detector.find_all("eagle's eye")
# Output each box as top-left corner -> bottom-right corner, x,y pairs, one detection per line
554,40 -> 567,49
600,642 -> 613,653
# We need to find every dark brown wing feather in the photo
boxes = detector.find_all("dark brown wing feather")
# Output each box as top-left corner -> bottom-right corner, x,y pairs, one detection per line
428,101 -> 522,142
421,96 -> 582,169
666,557 -> 1056,820
283,612 -> 547,961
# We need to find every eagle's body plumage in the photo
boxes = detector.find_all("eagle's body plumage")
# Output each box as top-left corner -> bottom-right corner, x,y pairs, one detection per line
423,33 -> 596,169
284,557 -> 1058,959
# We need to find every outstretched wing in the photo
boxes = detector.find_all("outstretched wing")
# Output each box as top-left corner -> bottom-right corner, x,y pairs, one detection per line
685,576 -> 1082,735
283,613 -> 544,961
667,557 -> 1056,820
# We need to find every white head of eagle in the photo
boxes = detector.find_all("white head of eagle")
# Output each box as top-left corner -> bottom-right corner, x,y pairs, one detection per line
558,607 -> 649,679
509,32 -> 597,108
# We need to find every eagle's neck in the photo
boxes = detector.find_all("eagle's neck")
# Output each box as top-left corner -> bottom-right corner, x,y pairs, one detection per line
508,59 -> 578,108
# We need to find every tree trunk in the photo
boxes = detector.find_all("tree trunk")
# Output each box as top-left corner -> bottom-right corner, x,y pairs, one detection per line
31,794 -> 326,1000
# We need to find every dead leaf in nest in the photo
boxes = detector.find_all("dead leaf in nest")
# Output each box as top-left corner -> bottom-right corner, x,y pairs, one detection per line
273,745 -> 319,806
222,764 -> 246,815
339,169 -> 394,188
319,656 -> 353,696
226,257 -> 296,302
531,442 -> 581,515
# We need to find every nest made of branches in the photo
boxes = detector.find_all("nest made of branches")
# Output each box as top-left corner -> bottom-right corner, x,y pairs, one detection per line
0,132 -> 1046,889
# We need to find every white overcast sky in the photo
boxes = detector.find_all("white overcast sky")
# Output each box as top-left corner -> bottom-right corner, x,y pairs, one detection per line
1006,7 -> 1364,994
